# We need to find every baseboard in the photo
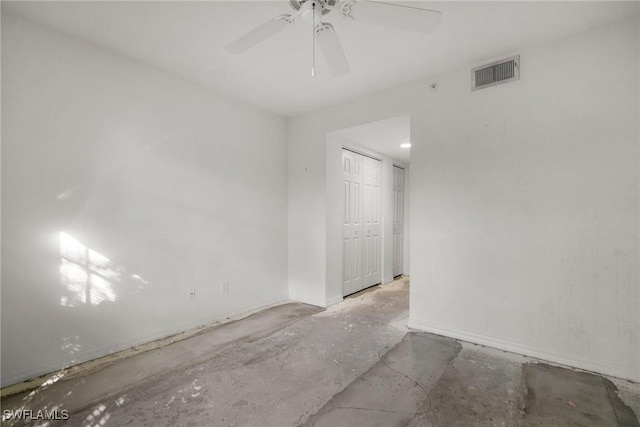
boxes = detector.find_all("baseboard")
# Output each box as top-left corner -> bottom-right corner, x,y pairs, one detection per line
1,296 -> 288,388
408,318 -> 640,383
325,295 -> 343,307
288,294 -> 326,308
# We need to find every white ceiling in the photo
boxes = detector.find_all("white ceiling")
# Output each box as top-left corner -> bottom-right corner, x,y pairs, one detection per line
3,1 -> 638,117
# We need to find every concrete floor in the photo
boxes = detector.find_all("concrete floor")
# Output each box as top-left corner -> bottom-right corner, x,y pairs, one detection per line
2,277 -> 639,426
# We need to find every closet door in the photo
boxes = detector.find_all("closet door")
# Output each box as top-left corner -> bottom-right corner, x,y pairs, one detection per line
362,156 -> 382,288
342,150 -> 364,296
392,166 -> 405,277
343,149 -> 382,295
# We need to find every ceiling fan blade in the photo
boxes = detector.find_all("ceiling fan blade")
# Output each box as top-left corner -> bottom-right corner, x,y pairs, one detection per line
225,15 -> 291,54
316,23 -> 350,77
344,1 -> 441,34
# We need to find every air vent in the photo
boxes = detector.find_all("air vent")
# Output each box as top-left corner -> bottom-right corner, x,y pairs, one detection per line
471,55 -> 519,91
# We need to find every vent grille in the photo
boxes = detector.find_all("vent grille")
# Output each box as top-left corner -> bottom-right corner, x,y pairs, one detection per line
472,55 -> 519,91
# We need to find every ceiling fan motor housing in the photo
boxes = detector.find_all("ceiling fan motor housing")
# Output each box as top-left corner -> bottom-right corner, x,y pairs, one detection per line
290,0 -> 337,16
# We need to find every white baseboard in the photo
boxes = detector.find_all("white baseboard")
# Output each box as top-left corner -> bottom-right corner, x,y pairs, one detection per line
408,318 -> 640,383
325,295 -> 344,307
288,293 -> 326,308
1,296 -> 288,388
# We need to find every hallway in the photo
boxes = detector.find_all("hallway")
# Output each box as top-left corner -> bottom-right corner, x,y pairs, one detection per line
2,277 -> 639,426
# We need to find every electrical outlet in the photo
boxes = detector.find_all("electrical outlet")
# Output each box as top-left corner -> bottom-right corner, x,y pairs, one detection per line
187,288 -> 196,300
220,281 -> 229,294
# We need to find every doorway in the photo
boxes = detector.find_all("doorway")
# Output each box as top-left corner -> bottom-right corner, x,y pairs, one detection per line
325,115 -> 411,305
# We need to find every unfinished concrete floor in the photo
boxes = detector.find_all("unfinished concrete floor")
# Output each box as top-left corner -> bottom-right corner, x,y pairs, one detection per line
2,277 -> 639,426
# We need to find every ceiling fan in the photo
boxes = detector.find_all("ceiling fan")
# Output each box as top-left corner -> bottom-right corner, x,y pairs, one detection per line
225,0 -> 441,77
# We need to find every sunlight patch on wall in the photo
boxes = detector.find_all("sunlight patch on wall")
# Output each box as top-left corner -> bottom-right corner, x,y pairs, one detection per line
59,232 -> 120,307
62,336 -> 82,359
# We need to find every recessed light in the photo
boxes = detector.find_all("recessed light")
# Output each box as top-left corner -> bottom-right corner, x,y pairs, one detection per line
400,143 -> 411,148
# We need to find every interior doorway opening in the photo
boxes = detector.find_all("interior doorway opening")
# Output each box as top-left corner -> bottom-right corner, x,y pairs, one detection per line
326,115 -> 411,303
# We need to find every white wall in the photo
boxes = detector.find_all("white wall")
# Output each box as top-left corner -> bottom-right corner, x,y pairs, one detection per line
1,13 -> 288,386
409,17 -> 639,381
288,18 -> 639,381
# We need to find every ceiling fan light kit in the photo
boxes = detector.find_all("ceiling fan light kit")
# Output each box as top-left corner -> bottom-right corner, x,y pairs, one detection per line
301,0 -> 320,21
225,0 -> 442,77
